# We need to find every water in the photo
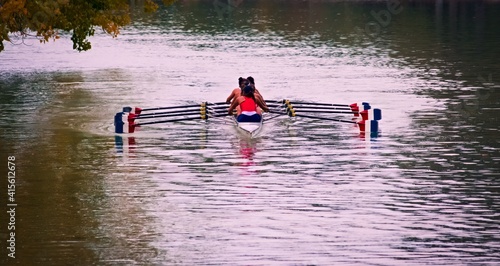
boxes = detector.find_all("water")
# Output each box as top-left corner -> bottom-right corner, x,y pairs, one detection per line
1,0 -> 499,265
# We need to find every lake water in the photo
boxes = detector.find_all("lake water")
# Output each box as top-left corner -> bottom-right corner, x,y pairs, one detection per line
0,0 -> 499,265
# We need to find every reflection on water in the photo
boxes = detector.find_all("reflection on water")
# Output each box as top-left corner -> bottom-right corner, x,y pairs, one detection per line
1,0 -> 499,265
234,138 -> 259,170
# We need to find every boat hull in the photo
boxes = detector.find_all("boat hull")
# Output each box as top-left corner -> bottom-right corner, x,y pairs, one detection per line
233,116 -> 263,137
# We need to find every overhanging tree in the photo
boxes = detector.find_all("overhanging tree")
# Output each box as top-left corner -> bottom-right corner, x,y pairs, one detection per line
0,0 -> 176,52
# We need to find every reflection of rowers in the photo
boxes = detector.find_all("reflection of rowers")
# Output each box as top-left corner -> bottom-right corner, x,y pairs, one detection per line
228,85 -> 269,122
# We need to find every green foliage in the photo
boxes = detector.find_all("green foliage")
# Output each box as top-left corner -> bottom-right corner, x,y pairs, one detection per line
0,0 -> 176,52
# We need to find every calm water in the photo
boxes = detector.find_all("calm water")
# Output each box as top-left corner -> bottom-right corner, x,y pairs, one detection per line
1,0 -> 499,265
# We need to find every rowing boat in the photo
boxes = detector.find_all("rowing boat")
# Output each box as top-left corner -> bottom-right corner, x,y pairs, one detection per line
114,100 -> 381,136
232,116 -> 263,137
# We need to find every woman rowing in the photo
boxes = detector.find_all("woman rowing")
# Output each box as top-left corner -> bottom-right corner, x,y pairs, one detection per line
226,77 -> 268,111
228,85 -> 269,122
246,76 -> 268,110
226,77 -> 248,104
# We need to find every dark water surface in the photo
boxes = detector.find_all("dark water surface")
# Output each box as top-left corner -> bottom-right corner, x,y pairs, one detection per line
1,0 -> 499,265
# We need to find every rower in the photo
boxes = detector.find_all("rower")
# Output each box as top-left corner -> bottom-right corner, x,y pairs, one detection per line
228,85 -> 269,122
247,76 -> 268,110
225,77 -> 248,104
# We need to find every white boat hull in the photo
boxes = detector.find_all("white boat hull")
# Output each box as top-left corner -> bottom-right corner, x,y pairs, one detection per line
233,116 -> 263,137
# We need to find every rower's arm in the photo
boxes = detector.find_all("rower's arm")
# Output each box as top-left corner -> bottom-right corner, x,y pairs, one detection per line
255,89 -> 263,99
228,98 -> 239,114
256,97 -> 269,112
226,91 -> 235,103
254,89 -> 268,108
254,94 -> 268,111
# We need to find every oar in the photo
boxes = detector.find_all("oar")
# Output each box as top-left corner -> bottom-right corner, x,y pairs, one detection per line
206,105 -> 229,114
265,99 -> 287,104
265,104 -> 286,109
140,104 -> 202,112
205,102 -> 230,108
268,109 -> 289,115
290,113 -> 357,124
291,105 -> 352,111
136,107 -> 206,118
291,110 -> 357,115
265,101 -> 285,105
116,102 -> 230,133
268,104 -> 289,113
134,111 -> 204,120
204,102 -> 230,113
277,106 -> 357,124
135,110 -> 229,126
205,106 -> 231,121
283,100 -> 350,107
206,101 -> 229,106
268,109 -> 355,124
132,102 -> 228,118
206,105 -> 229,111
135,116 -> 203,126
128,102 -> 213,115
263,113 -> 287,123
206,108 -> 229,117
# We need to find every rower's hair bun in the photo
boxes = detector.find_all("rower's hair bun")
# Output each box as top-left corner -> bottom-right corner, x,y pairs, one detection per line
243,85 -> 254,94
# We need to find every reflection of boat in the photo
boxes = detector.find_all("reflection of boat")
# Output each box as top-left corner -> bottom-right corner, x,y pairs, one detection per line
234,138 -> 260,172
239,139 -> 258,160
232,115 -> 263,138
114,135 -> 136,157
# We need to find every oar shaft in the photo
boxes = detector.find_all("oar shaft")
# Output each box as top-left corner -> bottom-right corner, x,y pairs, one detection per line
141,104 -> 201,112
265,99 -> 286,104
206,107 -> 230,117
287,101 -> 349,107
208,113 -> 229,118
206,105 -> 228,110
206,102 -> 229,106
206,107 -> 229,114
136,116 -> 202,126
135,112 -> 228,126
294,110 -> 356,114
292,106 -> 351,111
134,111 -> 203,120
136,102 -> 228,116
293,113 -> 357,124
265,103 -> 285,107
263,113 -> 285,123
138,108 -> 204,117
268,110 -> 288,115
